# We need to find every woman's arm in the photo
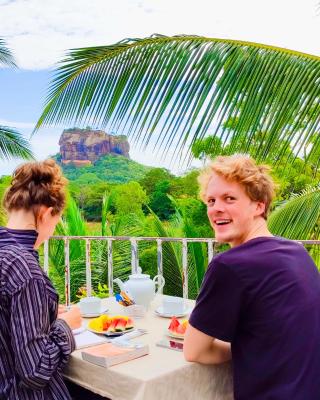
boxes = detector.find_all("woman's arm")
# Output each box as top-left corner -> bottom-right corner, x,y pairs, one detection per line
10,277 -> 75,390
184,323 -> 231,364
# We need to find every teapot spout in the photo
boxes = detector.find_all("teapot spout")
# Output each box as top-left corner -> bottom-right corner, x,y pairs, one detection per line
113,278 -> 125,292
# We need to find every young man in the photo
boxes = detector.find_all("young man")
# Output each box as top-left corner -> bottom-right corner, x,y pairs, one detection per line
184,155 -> 320,400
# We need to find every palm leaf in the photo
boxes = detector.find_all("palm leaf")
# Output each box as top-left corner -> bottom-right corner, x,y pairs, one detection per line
269,185 -> 320,240
35,34 -> 320,165
0,40 -> 32,161
0,126 -> 33,160
168,195 -> 207,298
148,206 -> 183,297
0,38 -> 16,67
49,196 -> 89,301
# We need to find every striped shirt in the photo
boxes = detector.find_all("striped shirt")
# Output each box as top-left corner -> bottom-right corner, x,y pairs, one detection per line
0,227 -> 75,400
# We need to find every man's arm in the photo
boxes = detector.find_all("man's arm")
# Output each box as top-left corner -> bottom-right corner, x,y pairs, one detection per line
184,323 -> 231,364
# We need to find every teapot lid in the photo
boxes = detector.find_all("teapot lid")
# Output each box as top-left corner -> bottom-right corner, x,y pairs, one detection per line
129,267 -> 150,280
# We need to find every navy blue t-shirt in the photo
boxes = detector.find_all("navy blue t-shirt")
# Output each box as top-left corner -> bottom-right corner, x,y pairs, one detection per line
189,236 -> 320,400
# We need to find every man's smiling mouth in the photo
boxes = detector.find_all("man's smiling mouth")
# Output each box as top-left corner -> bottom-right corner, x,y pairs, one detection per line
214,219 -> 232,225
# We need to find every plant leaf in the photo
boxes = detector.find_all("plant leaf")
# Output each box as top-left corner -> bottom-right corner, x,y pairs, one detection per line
35,35 -> 320,166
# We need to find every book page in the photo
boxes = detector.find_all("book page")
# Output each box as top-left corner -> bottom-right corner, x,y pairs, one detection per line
75,330 -> 108,349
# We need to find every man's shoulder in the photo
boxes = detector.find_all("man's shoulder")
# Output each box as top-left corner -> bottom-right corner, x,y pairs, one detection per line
214,236 -> 305,267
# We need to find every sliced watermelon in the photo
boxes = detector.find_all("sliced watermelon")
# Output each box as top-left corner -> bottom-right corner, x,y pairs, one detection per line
115,318 -> 127,332
168,316 -> 180,332
125,317 -> 134,330
176,324 -> 187,335
107,319 -> 117,333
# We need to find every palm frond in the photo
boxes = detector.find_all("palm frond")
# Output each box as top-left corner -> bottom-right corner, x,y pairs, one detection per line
35,34 -> 320,165
0,126 -> 34,160
269,185 -> 320,240
0,38 -> 16,67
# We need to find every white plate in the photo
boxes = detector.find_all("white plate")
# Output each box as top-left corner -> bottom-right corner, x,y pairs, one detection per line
72,326 -> 86,335
87,326 -> 135,337
165,329 -> 185,340
154,306 -> 192,318
80,308 -> 109,318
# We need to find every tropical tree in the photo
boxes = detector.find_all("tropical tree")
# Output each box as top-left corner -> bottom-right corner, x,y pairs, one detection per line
35,34 -> 320,169
0,38 -> 33,160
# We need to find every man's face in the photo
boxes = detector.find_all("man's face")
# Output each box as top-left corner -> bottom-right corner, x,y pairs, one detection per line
206,173 -> 264,247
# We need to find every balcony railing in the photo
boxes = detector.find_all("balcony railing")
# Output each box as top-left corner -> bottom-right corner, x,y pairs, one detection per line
43,236 -> 320,306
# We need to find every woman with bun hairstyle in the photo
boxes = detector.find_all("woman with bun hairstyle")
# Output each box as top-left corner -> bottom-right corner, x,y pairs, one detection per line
0,159 -> 81,400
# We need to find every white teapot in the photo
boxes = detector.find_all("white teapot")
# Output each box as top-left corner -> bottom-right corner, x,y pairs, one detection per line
113,267 -> 165,309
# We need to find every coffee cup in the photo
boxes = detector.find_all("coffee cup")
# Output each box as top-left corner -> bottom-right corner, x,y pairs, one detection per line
162,296 -> 185,315
78,296 -> 102,315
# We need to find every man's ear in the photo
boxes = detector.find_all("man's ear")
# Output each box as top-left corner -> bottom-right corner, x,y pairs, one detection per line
255,202 -> 266,217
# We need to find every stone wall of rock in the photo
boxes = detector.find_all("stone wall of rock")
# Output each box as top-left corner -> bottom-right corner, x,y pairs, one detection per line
59,128 -> 130,164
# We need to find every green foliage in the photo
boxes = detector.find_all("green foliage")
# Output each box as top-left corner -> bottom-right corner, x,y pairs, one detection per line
139,168 -> 173,195
149,181 -> 175,220
176,197 -> 212,238
62,154 -> 151,183
113,181 -> 148,217
0,176 -> 10,225
76,282 -> 109,299
69,181 -> 110,221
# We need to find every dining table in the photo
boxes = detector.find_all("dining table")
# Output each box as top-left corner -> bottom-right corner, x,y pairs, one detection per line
63,295 -> 233,400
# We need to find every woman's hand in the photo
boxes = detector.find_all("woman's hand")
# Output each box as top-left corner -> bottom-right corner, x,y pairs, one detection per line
58,306 -> 82,330
58,304 -> 68,315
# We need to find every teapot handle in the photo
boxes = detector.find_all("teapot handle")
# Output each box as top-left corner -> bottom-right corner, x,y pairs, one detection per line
153,275 -> 165,294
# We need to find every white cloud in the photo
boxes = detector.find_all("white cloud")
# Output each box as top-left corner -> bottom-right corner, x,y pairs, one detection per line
0,119 -> 34,129
0,0 -> 319,69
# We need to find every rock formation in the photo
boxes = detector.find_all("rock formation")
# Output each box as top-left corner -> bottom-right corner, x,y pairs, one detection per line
59,128 -> 130,165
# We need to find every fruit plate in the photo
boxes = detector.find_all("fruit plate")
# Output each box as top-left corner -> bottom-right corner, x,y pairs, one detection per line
165,329 -> 185,340
87,326 -> 135,337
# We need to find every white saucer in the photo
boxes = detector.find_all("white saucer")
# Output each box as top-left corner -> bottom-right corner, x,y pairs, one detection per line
80,308 -> 109,318
154,306 -> 191,318
72,326 -> 86,335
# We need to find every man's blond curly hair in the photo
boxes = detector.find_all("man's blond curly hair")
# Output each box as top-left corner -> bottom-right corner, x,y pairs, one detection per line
198,154 -> 276,219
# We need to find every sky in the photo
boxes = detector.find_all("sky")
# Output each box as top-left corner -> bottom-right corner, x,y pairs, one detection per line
0,0 -> 320,176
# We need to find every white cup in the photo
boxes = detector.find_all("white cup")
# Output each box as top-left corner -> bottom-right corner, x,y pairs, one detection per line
162,296 -> 185,315
78,296 -> 102,315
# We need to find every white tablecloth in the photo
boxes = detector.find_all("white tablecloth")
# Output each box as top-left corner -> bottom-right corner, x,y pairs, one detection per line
63,295 -> 233,400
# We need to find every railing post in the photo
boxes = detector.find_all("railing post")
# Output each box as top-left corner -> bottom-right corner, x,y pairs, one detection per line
157,239 -> 163,294
182,239 -> 188,299
64,238 -> 71,307
130,238 -> 138,274
208,239 -> 214,263
44,240 -> 49,274
85,239 -> 92,297
107,239 -> 113,296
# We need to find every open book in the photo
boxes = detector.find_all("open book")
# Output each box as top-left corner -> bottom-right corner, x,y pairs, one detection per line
81,342 -> 149,367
